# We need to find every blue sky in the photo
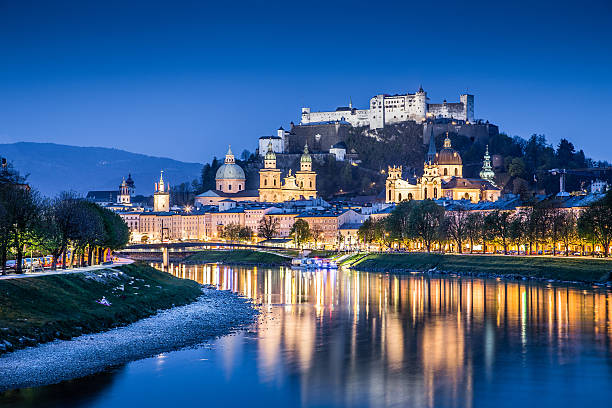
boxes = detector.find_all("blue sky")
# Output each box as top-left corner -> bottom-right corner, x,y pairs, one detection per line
1,0 -> 611,163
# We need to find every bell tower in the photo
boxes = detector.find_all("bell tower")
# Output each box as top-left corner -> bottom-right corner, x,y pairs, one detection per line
259,141 -> 282,202
154,170 -> 170,212
295,143 -> 317,199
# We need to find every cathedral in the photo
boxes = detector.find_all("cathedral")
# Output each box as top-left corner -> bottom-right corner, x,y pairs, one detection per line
386,132 -> 500,203
259,141 -> 317,202
195,143 -> 318,206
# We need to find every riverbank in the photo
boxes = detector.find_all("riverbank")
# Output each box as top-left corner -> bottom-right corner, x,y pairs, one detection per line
351,253 -> 612,284
0,286 -> 257,391
0,263 -> 202,354
183,249 -> 291,266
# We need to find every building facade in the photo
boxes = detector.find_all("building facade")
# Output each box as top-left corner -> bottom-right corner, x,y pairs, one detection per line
259,142 -> 317,202
386,133 -> 500,204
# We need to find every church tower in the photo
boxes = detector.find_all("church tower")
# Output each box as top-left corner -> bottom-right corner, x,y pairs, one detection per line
153,170 -> 170,212
259,140 -> 282,202
295,143 -> 317,199
117,178 -> 131,205
479,145 -> 496,186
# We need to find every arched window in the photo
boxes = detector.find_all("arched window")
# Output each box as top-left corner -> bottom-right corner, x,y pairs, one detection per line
301,181 -> 304,188
389,190 -> 392,200
408,193 -> 413,200
444,168 -> 448,176
455,168 -> 458,176
229,184 -> 232,191
424,188 -> 428,199
274,179 -> 276,186
434,188 -> 437,198
398,193 -> 402,201
264,179 -> 267,186
465,192 -> 470,199
310,181 -> 312,188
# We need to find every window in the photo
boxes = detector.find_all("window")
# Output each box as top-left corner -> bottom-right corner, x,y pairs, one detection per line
434,188 -> 438,199
264,179 -> 267,186
424,188 -> 428,199
408,193 -> 413,200
444,168 -> 448,176
229,184 -> 232,191
398,193 -> 402,201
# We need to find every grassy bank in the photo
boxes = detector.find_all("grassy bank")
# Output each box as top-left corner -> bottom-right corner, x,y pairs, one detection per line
184,249 -> 291,266
0,263 -> 202,354
352,253 -> 612,283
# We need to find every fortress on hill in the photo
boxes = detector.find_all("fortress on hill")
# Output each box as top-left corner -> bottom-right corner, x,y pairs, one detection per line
301,87 -> 474,130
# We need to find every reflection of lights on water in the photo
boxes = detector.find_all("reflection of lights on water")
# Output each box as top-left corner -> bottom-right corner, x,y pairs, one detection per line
155,262 -> 612,404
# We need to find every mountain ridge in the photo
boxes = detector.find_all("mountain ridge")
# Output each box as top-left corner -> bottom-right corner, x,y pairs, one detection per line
0,142 -> 203,197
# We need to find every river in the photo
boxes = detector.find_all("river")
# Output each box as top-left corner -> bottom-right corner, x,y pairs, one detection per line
2,263 -> 612,407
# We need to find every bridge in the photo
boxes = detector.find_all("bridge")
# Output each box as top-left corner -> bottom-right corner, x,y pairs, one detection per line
117,241 -> 295,268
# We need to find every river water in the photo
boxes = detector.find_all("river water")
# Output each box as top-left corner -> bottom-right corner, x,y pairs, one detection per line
2,263 -> 612,407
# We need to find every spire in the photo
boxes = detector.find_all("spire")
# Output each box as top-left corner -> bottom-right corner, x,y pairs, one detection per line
443,132 -> 452,149
225,145 -> 235,164
479,145 -> 496,186
349,96 -> 353,109
157,170 -> 166,193
265,138 -> 276,162
300,142 -> 312,164
427,126 -> 436,163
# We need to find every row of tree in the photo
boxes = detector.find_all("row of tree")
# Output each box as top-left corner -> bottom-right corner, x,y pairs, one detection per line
0,164 -> 129,273
358,192 -> 612,257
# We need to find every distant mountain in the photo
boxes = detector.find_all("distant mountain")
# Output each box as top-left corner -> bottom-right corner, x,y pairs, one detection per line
0,142 -> 203,197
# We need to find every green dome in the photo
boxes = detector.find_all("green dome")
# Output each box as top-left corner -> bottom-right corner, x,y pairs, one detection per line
301,143 -> 312,163
265,140 -> 276,160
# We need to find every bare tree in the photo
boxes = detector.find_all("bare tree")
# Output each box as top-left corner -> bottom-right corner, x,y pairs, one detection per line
258,215 -> 279,240
444,206 -> 469,253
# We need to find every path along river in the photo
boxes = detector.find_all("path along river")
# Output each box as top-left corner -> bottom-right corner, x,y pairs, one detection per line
2,263 -> 612,408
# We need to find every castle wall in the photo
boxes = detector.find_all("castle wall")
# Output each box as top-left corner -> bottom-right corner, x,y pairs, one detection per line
423,121 -> 498,146
288,123 -> 351,153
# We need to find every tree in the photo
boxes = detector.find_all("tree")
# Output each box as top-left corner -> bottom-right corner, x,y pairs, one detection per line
485,210 -> 512,254
310,224 -> 324,248
558,211 -> 578,256
386,200 -> 416,249
444,206 -> 469,253
290,219 -> 311,249
238,226 -> 253,242
465,212 -> 484,254
220,223 -> 242,242
508,212 -> 526,253
578,193 -> 612,257
9,187 -> 41,273
358,218 -> 377,248
409,200 -> 444,252
258,215 -> 279,240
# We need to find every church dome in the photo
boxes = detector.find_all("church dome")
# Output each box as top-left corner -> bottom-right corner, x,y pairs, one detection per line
265,140 -> 276,160
436,134 -> 462,165
216,146 -> 246,180
215,163 -> 245,180
300,143 -> 312,163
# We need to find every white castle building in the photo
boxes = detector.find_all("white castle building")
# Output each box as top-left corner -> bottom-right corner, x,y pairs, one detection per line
301,87 -> 474,130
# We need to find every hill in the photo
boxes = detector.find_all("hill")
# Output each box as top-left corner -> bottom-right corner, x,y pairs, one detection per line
0,142 -> 202,197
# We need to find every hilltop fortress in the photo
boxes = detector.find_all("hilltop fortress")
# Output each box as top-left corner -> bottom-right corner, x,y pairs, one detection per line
301,87 -> 474,130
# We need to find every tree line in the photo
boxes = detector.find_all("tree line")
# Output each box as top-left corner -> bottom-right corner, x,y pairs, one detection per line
0,164 -> 129,274
358,192 -> 612,257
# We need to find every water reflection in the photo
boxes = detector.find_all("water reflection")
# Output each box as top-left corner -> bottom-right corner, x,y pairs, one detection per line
155,263 -> 612,408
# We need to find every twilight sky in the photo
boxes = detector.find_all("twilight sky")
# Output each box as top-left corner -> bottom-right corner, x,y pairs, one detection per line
1,0 -> 611,163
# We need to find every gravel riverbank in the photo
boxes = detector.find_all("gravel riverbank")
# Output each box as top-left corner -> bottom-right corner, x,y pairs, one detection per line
0,286 -> 257,392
